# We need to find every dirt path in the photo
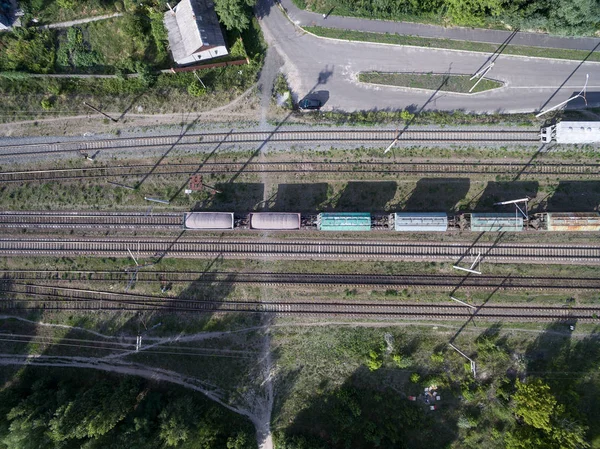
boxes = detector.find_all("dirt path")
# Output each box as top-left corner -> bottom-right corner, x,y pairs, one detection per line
40,12 -> 123,29
256,326 -> 275,449
103,325 -> 267,360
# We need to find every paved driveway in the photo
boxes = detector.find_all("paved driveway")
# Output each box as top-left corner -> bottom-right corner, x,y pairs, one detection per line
256,0 -> 600,113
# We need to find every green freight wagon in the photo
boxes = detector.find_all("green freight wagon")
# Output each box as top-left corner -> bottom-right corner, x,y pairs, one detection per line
317,212 -> 372,231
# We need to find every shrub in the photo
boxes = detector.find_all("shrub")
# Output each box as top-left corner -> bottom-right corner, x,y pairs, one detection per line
392,354 -> 413,369
187,81 -> 206,97
430,351 -> 444,364
410,373 -> 420,383
136,62 -> 157,87
0,29 -> 56,73
40,97 -> 54,110
56,0 -> 76,8
400,110 -> 415,121
366,350 -> 383,371
56,27 -> 103,71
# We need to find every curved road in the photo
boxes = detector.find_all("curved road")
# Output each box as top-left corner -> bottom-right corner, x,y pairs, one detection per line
255,0 -> 600,113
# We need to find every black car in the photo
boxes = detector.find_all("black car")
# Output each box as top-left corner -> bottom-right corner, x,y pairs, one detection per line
299,98 -> 322,110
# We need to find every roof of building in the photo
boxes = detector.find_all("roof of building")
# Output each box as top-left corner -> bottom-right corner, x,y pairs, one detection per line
164,0 -> 226,63
556,121 -> 600,144
184,212 -> 234,230
249,213 -> 301,230
393,212 -> 448,232
0,14 -> 9,30
470,213 -> 523,232
318,212 -> 372,231
547,212 -> 600,231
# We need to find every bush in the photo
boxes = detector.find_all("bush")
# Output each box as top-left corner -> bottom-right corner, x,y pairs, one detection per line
187,80 -> 207,97
410,373 -> 421,383
400,110 -> 415,122
392,354 -> 413,369
56,0 -> 76,8
40,97 -> 54,110
56,27 -> 103,71
430,352 -> 444,364
365,350 -> 383,371
0,29 -> 56,73
136,61 -> 157,87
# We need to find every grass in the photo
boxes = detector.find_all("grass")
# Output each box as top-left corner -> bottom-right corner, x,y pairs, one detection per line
304,26 -> 600,63
2,256 -> 600,308
0,61 -> 260,122
302,108 -> 541,127
20,0 -> 124,24
271,322 -> 600,448
4,148 -> 600,215
359,71 -> 503,94
83,16 -> 151,68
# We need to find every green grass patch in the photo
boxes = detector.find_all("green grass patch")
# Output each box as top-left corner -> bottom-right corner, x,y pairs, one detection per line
272,322 -> 600,449
20,0 -> 124,24
303,108 -> 540,127
304,26 -> 600,63
359,71 -> 503,94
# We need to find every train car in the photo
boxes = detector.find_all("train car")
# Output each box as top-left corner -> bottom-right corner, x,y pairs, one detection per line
249,212 -> 301,230
317,212 -> 371,231
545,212 -> 600,232
469,213 -> 523,232
392,212 -> 448,232
184,212 -> 234,230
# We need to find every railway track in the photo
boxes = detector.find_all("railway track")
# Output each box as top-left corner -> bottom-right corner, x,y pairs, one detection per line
2,160 -> 597,183
1,283 -> 596,321
2,269 -> 600,290
1,237 -> 599,264
0,211 -> 183,228
0,129 -> 541,159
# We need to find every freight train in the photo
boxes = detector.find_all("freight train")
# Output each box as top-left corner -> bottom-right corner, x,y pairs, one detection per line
183,211 -> 600,232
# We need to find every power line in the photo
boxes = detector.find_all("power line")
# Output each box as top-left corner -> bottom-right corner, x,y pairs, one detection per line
0,335 -> 258,358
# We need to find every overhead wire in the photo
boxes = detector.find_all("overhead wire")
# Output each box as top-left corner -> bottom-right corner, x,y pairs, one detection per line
0,333 -> 258,358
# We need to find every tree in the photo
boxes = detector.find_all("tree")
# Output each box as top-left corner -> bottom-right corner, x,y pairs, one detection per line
506,379 -> 590,449
214,0 -> 255,31
49,378 -> 141,441
549,0 -> 600,35
513,379 -> 557,432
158,397 -> 197,447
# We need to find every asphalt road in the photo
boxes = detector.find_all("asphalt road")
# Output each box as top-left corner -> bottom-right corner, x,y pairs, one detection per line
279,0 -> 600,51
255,0 -> 600,113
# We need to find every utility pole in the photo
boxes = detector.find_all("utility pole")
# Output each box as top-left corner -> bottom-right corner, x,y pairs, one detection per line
469,62 -> 494,93
536,74 -> 589,118
144,197 -> 170,205
83,102 -> 118,122
450,296 -> 477,310
449,343 -> 476,378
494,197 -> 530,220
452,251 -> 482,275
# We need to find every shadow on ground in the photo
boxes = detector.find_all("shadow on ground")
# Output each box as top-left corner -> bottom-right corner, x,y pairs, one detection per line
403,178 -> 470,212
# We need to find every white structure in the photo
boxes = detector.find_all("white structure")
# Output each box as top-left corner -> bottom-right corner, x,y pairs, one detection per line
164,0 -> 228,66
541,122 -> 600,144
